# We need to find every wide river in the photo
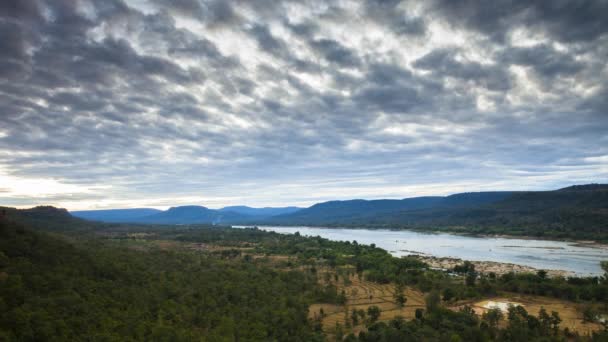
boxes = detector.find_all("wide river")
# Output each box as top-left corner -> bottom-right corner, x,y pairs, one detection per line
236,226 -> 608,276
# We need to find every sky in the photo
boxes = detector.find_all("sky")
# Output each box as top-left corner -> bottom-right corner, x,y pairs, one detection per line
1,0 -> 607,210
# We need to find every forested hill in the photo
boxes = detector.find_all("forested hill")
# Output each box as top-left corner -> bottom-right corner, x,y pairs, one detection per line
267,192 -> 514,225
68,208 -> 162,222
0,209 -> 324,341
219,206 -> 302,217
1,206 -> 97,232
266,184 -> 608,241
63,184 -> 608,240
70,205 -> 302,224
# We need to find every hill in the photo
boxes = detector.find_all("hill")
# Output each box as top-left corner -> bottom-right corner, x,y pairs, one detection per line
219,205 -> 301,217
71,208 -> 162,222
265,185 -> 608,241
134,205 -> 249,224
69,205 -> 302,225
267,192 -> 515,225
0,210 -> 323,340
61,184 -> 608,240
268,197 -> 444,224
1,206 -> 97,231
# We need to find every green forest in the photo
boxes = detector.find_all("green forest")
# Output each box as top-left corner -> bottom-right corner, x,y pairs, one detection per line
1,206 -> 607,341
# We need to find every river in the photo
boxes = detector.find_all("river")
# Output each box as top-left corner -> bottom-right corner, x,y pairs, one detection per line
236,226 -> 608,276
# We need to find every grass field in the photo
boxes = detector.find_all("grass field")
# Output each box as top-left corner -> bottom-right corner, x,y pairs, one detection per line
468,296 -> 603,335
309,268 -> 603,338
309,270 -> 427,337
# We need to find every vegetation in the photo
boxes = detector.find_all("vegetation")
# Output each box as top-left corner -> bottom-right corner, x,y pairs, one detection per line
265,184 -> 608,241
1,206 -> 607,341
0,218 -> 325,341
353,304 -> 577,341
62,184 -> 608,241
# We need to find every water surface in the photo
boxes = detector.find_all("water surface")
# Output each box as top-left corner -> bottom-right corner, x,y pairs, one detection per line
237,226 -> 608,276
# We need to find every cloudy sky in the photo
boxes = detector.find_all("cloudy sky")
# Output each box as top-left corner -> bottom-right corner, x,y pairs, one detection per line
1,0 -> 607,210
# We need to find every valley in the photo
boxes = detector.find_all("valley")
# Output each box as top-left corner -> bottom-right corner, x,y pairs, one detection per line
2,206 -> 607,341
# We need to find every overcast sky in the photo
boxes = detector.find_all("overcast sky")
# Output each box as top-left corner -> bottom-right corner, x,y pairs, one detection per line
1,0 -> 607,210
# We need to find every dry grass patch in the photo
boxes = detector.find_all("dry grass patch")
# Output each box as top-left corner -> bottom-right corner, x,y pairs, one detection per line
468,295 -> 603,335
310,271 -> 426,337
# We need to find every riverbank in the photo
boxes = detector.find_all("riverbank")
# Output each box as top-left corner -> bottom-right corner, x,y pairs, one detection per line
413,255 -> 574,278
245,226 -> 608,276
243,224 -> 608,246
399,227 -> 608,247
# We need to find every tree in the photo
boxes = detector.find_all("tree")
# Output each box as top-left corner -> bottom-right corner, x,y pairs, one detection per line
425,290 -> 441,313
351,309 -> 359,326
537,270 -> 547,279
0,251 -> 8,268
505,305 -> 531,341
550,311 -> 562,334
582,305 -> 597,323
394,283 -> 407,307
335,322 -> 344,342
357,309 -> 366,324
454,261 -> 475,274
339,290 -> 347,305
367,306 -> 381,323
482,308 -> 503,329
442,287 -> 456,302
465,270 -> 477,287
538,307 -> 551,334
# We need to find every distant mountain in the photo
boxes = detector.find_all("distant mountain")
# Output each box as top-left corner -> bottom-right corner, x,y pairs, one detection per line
439,191 -> 516,207
268,197 -> 445,224
132,206 -> 248,225
265,185 -> 608,240
267,192 -> 515,225
219,206 -> 302,217
59,183 -> 608,240
69,205 -> 301,224
71,208 -> 162,222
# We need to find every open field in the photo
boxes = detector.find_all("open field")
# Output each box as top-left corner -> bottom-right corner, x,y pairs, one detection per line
108,236 -> 605,338
467,295 -> 603,335
309,270 -> 426,337
309,267 -> 603,338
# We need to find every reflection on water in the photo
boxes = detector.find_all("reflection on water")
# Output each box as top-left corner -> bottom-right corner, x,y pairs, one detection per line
236,226 -> 608,276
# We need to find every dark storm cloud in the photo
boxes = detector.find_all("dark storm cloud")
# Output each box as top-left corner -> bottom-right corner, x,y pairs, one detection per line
0,0 -> 606,209
248,24 -> 286,55
364,0 -> 426,36
284,20 -> 319,38
309,38 -> 361,67
152,0 -> 238,26
0,0 -> 43,22
430,0 -> 608,43
414,49 -> 512,91
498,44 -> 584,78
245,23 -> 320,73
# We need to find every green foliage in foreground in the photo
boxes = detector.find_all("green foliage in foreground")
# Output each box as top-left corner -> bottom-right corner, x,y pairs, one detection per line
0,219 -> 325,341
1,208 -> 608,341
353,304 -> 608,342
172,227 -> 608,303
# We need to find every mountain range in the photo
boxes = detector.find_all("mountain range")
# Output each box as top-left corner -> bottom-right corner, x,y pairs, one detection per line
71,205 -> 302,225
67,184 -> 608,241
